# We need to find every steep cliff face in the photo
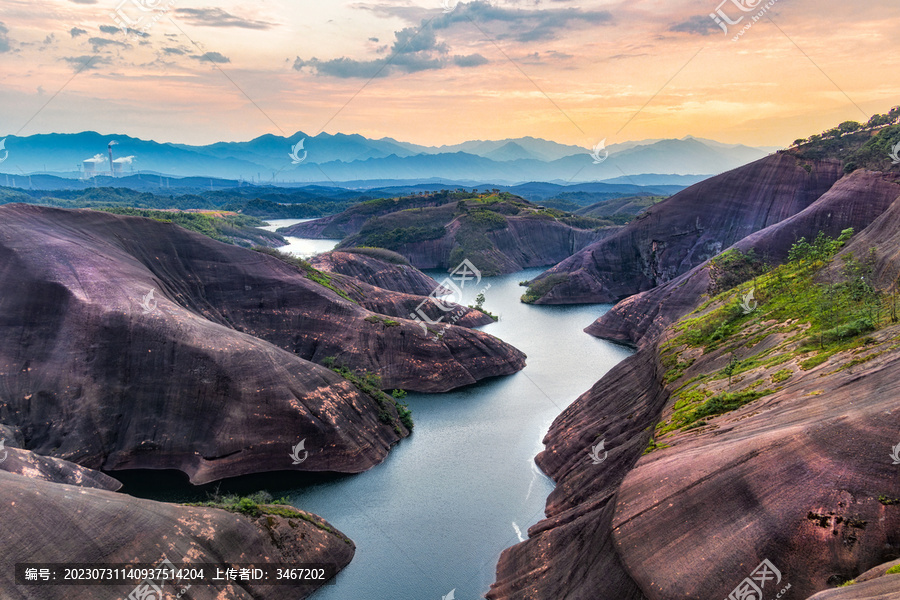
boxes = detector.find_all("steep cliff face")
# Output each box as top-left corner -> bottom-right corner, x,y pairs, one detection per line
612,323 -> 900,599
309,250 -> 445,296
0,456 -> 354,600
291,192 -> 617,275
491,182 -> 900,600
526,154 -> 844,304
488,347 -> 666,600
586,170 -> 900,347
0,205 -> 525,484
279,195 -> 453,239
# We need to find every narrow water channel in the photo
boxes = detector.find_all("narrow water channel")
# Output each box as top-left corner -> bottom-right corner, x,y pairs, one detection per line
118,224 -> 633,599
284,263 -> 632,600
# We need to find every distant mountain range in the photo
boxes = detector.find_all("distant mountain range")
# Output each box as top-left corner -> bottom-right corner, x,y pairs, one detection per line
0,131 -> 779,185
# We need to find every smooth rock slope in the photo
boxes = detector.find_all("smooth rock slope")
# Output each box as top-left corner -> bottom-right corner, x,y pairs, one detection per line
0,204 -> 525,484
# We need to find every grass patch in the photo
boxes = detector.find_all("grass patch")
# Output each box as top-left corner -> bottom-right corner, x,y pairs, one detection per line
331,366 -> 413,433
771,369 -> 792,383
185,491 -> 289,518
365,315 -> 400,327
886,565 -> 900,575
522,273 -> 570,304
800,353 -> 830,370
252,246 -> 356,303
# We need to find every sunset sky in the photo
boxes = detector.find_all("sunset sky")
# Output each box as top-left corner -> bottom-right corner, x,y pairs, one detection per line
0,0 -> 898,149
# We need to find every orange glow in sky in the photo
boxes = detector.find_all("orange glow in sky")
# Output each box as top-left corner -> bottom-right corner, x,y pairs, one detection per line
0,0 -> 898,148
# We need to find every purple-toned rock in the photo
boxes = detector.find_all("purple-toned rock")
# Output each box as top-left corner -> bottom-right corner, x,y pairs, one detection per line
0,468 -> 354,600
0,204 -> 525,484
587,170 -> 900,347
528,154 -> 844,304
309,249 -> 444,296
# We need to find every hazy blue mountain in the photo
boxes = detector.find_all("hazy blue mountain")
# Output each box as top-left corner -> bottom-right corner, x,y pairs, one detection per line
483,142 -> 545,162
0,130 -> 777,184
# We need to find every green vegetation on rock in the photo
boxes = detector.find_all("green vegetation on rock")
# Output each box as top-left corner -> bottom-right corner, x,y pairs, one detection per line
329,364 -> 413,434
522,273 -> 570,304
654,228 -> 899,440
96,207 -> 283,248
251,246 -> 357,303
788,106 -> 900,172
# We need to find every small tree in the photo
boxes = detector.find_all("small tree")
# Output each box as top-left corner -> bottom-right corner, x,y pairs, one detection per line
474,292 -> 486,310
724,352 -> 739,386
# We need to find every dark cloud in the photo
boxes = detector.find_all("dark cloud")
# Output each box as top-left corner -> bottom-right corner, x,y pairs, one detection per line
69,27 -> 87,38
294,14 -> 489,78
88,37 -> 128,51
453,53 -> 488,67
194,51 -> 230,63
163,47 -> 185,55
437,1 -> 613,41
0,23 -> 9,53
99,25 -> 120,35
366,1 -> 613,42
669,15 -> 721,36
60,55 -> 110,70
174,8 -> 273,30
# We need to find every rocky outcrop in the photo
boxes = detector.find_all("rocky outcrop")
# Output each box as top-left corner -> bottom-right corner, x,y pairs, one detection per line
310,249 -> 445,296
488,347 -> 667,600
491,171 -> 900,600
341,214 -> 615,275
0,204 -> 525,484
586,169 -> 900,347
610,325 -> 900,599
0,444 -> 122,491
0,464 -> 354,600
492,301 -> 900,600
526,154 -> 844,304
322,273 -> 493,329
805,559 -> 900,599
290,192 -> 616,275
280,195 -> 452,239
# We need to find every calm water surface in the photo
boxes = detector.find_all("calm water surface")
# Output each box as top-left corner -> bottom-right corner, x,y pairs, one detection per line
122,232 -> 632,600
260,218 -> 340,258
281,263 -> 632,600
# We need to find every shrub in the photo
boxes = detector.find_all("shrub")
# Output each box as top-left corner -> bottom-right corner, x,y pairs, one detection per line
342,247 -> 411,265
707,249 -> 768,296
522,273 -> 570,304
771,369 -> 792,383
690,390 -> 768,421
